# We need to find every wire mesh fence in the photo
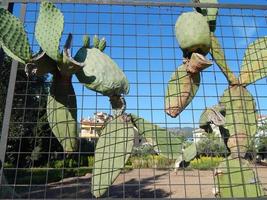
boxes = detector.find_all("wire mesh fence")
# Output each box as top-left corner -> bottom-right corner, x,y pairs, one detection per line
0,0 -> 267,199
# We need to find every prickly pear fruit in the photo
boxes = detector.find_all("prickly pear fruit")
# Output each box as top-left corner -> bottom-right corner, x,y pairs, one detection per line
92,115 -> 135,198
131,114 -> 183,160
0,8 -> 31,63
220,86 -> 257,158
74,47 -> 129,96
93,35 -> 100,49
215,157 -> 264,198
35,1 -> 64,61
83,35 -> 90,48
46,72 -> 78,152
239,36 -> 267,86
165,65 -> 200,118
175,12 -> 211,56
99,38 -> 106,52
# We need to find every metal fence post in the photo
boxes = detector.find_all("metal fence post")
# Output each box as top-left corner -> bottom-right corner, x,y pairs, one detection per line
0,2 -> 26,185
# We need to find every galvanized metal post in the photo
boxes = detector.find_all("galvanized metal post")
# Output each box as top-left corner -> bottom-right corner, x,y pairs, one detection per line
0,2 -> 26,186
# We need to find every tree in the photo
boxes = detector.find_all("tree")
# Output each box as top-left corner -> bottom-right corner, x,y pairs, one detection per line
0,54 -> 62,167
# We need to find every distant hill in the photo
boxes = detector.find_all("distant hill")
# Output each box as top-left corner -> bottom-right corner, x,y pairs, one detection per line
168,127 -> 194,138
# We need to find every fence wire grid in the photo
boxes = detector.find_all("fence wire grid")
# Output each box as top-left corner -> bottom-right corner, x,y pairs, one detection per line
0,1 -> 267,199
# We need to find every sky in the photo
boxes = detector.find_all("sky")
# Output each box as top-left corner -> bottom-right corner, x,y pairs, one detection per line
11,0 -> 267,129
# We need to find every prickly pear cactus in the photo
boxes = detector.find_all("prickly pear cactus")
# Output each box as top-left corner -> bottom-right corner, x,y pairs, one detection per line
47,72 -> 78,152
199,104 -> 225,128
165,65 -> 200,118
35,1 -> 63,61
215,157 -> 264,198
239,36 -> 267,85
220,86 -> 257,158
131,114 -> 183,160
74,37 -> 129,96
92,115 -> 135,198
193,0 -> 218,32
175,11 -> 211,55
0,8 -> 31,63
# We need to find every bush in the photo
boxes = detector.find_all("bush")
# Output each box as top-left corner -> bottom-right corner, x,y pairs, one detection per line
189,156 -> 223,170
88,156 -> 94,167
196,133 -> 229,157
132,144 -> 156,157
130,155 -> 174,169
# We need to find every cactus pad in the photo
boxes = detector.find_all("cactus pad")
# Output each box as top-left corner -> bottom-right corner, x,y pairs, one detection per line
25,51 -> 57,76
239,36 -> 267,85
215,157 -> 264,197
46,73 -> 78,152
0,8 -> 31,63
199,104 -> 225,128
194,0 -> 218,32
131,114 -> 183,160
165,65 -> 200,118
74,47 -> 129,96
210,33 -> 238,84
92,115 -> 135,198
35,2 -> 63,61
175,12 -> 211,55
220,86 -> 257,157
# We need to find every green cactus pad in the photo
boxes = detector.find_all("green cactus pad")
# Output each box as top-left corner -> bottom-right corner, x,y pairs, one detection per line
74,47 -> 129,96
215,157 -> 264,198
220,86 -> 257,157
47,73 -> 78,152
199,104 -> 225,128
175,11 -> 211,55
131,114 -> 183,160
239,36 -> 267,85
35,2 -> 63,61
0,8 -> 31,63
183,143 -> 197,162
210,33 -> 238,84
194,0 -> 218,32
165,65 -> 200,118
25,51 -> 57,76
92,115 -> 135,198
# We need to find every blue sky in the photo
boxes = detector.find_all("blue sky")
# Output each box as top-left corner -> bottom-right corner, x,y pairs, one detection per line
12,1 -> 267,128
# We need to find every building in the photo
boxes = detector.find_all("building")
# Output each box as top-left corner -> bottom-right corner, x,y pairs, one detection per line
192,124 -> 221,143
80,112 -> 113,140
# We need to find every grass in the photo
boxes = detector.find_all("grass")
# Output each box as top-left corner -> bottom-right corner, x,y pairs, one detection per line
4,167 -> 92,185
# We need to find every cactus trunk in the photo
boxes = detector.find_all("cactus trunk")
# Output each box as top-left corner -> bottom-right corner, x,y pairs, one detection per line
47,71 -> 78,152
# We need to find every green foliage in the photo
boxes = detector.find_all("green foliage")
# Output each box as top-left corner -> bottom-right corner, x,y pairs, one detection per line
196,133 -> 229,157
216,157 -> 264,198
239,37 -> 267,85
0,8 -> 31,63
165,65 -> 200,117
47,73 -> 78,152
130,155 -> 175,169
74,47 -> 129,96
88,156 -> 94,167
189,156 -> 223,170
35,1 -> 63,61
175,11 -> 211,55
92,115 -> 135,198
132,144 -> 156,157
132,114 -> 183,160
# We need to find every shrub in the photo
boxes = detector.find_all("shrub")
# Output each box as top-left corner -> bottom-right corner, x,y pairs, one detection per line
189,156 -> 223,170
130,155 -> 174,169
88,156 -> 94,167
